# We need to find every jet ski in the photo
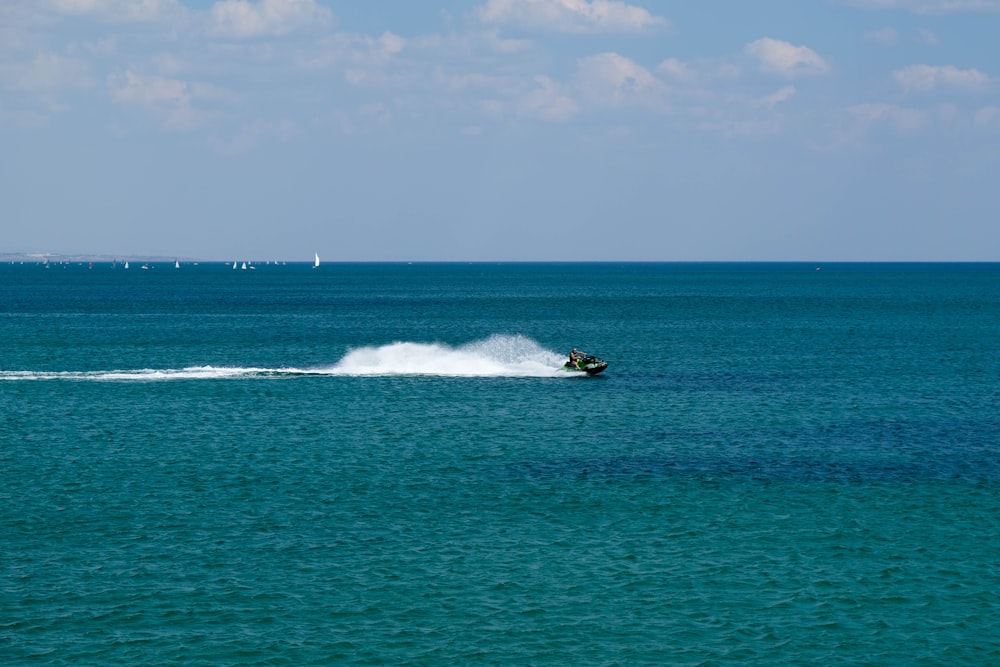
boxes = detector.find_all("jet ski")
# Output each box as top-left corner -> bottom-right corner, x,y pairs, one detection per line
561,351 -> 608,375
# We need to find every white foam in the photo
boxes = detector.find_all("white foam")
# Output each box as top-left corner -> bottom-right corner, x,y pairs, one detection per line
0,366 -> 272,382
323,334 -> 566,377
0,335 -> 573,381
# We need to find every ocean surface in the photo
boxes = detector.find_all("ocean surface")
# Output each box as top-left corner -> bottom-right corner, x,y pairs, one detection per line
2,262 -> 998,664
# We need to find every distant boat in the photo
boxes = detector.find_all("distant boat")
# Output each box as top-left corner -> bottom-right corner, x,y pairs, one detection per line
313,252 -> 320,268
124,261 -> 129,270
233,261 -> 237,270
241,261 -> 247,270
175,259 -> 180,269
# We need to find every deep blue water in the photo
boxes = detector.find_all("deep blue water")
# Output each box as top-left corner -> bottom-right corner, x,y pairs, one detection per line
2,262 -> 999,664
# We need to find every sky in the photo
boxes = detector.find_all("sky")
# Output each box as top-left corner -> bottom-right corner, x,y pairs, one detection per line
2,0 -> 999,262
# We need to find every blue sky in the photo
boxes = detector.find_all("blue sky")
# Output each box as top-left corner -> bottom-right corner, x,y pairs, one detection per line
2,0 -> 998,261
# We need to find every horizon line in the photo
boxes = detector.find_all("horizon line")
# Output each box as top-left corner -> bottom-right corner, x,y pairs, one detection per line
2,253 -> 998,265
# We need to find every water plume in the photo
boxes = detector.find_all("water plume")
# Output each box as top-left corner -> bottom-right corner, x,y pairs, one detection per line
325,334 -> 566,377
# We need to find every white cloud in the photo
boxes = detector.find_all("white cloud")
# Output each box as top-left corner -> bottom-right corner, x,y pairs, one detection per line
849,102 -> 926,130
575,52 -> 665,109
208,0 -> 332,38
211,119 -> 298,154
916,28 -> 941,45
80,39 -> 118,57
331,33 -> 408,88
975,106 -> 1000,124
745,38 -> 830,78
0,101 -> 48,129
519,75 -> 578,120
656,57 -> 742,89
108,69 -> 226,130
821,101 -> 927,151
864,26 -> 941,46
893,64 -> 991,92
376,32 -> 406,59
109,70 -> 185,106
657,58 -> 698,84
462,53 -> 666,123
839,0 -> 1000,13
697,117 -> 783,138
46,0 -> 187,23
0,53 -> 94,92
445,74 -> 570,124
935,102 -> 958,121
434,69 -> 517,95
474,30 -> 533,55
476,0 -> 668,34
406,30 -> 532,63
359,102 -> 391,126
302,31 -> 406,73
754,85 -> 796,109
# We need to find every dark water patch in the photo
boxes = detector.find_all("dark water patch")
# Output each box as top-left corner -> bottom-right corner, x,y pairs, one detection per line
504,416 -> 1000,485
503,452 -> 999,486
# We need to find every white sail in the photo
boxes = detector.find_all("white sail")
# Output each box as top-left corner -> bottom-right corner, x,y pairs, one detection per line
124,261 -> 129,270
314,252 -> 320,268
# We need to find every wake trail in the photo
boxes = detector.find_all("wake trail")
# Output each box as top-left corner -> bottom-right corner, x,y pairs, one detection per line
0,335 -> 574,381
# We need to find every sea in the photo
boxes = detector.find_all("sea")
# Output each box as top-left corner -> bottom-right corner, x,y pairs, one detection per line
2,262 -> 998,665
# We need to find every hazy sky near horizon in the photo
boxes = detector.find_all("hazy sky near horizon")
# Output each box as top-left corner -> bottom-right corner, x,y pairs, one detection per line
2,0 -> 999,261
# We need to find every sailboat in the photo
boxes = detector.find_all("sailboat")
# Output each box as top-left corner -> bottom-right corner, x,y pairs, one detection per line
232,261 -> 237,270
124,261 -> 129,270
313,252 -> 320,269
175,259 -> 180,269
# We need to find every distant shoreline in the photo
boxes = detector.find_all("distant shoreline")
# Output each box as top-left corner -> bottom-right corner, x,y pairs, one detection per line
2,254 -> 997,265
1,253 -> 189,264
0,253 -> 296,264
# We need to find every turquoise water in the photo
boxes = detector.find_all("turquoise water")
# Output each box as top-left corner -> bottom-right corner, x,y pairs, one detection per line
2,262 -> 998,664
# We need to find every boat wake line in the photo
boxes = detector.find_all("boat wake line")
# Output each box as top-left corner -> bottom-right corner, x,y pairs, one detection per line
0,335 -> 578,381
